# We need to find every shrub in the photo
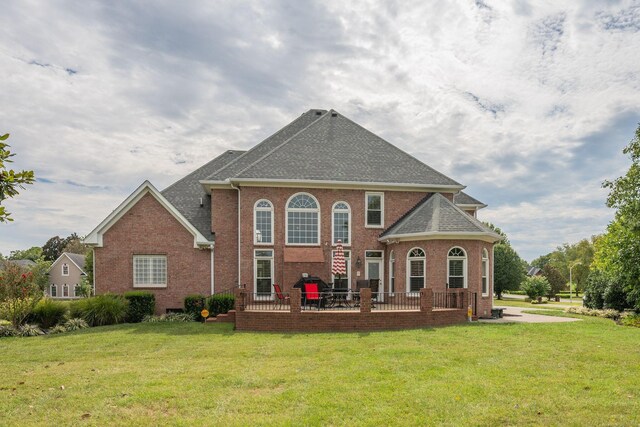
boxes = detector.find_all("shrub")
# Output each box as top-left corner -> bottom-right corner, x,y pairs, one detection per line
0,324 -> 18,337
184,294 -> 206,320
603,280 -> 629,311
520,276 -> 551,300
18,324 -> 44,337
69,294 -> 128,326
620,313 -> 640,328
142,312 -> 195,323
207,293 -> 235,317
49,325 -> 67,334
31,298 -> 68,329
0,261 -> 44,327
583,271 -> 609,309
63,318 -> 89,331
124,291 -> 155,323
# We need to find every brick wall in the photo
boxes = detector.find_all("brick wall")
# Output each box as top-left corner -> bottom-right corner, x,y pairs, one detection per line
94,192 -> 211,314
211,188 -> 239,291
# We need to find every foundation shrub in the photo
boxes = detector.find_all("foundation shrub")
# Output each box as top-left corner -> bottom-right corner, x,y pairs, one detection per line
207,294 -> 235,316
124,291 -> 156,323
31,298 -> 69,328
70,294 -> 128,326
184,294 -> 206,320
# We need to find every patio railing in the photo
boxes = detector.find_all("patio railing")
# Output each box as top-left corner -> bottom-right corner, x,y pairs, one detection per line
433,291 -> 465,309
243,293 -> 291,311
372,292 -> 420,311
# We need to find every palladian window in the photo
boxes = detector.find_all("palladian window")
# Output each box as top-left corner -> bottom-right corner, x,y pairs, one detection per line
286,193 -> 320,244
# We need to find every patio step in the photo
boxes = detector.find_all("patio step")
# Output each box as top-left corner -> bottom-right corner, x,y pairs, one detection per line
205,310 -> 236,323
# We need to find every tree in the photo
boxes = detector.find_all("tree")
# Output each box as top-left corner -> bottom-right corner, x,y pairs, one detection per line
63,234 -> 89,255
8,246 -> 43,262
0,133 -> 35,222
595,123 -> 640,310
42,236 -> 67,261
0,260 -> 43,327
84,250 -> 94,286
494,244 -> 527,299
541,264 -> 566,298
483,222 -> 527,299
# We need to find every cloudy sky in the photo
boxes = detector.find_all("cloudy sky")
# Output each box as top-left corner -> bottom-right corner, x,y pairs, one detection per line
1,0 -> 639,261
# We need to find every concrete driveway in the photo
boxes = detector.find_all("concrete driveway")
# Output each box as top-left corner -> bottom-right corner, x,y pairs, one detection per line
479,306 -> 581,323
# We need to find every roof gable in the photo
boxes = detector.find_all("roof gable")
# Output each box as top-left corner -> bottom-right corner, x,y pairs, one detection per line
84,181 -> 214,248
454,191 -> 486,208
380,193 -> 501,242
50,252 -> 86,274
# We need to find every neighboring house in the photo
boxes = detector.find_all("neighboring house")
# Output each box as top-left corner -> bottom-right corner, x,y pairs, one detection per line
47,252 -> 87,298
85,109 -> 501,316
2,259 -> 36,269
527,267 -> 543,277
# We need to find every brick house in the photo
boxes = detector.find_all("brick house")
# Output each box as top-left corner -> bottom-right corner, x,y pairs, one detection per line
47,252 -> 87,298
84,109 -> 501,317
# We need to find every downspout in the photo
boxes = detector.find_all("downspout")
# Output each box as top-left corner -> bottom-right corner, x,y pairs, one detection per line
230,181 -> 241,288
92,248 -> 96,295
214,244 -> 216,295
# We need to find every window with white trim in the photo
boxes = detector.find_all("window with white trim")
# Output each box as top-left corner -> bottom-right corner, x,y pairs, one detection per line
254,250 -> 274,297
50,284 -> 57,297
62,263 -> 69,276
286,193 -> 320,244
389,250 -> 395,294
448,247 -> 467,289
254,199 -> 274,244
332,202 -> 351,245
482,248 -> 489,296
63,284 -> 69,297
133,255 -> 167,288
407,248 -> 425,292
365,192 -> 384,227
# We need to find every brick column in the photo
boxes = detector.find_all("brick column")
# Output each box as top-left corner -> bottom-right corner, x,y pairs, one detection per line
290,288 -> 301,313
360,288 -> 371,313
234,287 -> 245,312
420,288 -> 433,311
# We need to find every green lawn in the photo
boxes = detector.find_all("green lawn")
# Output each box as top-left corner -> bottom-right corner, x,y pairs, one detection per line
1,318 -> 639,426
494,296 -> 582,309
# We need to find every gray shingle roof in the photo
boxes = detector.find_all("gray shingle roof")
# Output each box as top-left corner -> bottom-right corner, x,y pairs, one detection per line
454,191 -> 486,207
162,150 -> 246,238
380,193 -> 498,238
65,253 -> 86,272
206,109 -> 462,187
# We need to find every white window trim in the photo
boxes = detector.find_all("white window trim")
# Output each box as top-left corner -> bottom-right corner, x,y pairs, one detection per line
482,248 -> 489,296
50,284 -> 57,298
254,199 -> 274,246
133,255 -> 168,288
62,263 -> 69,276
285,192 -> 321,246
406,247 -> 425,294
447,246 -> 468,289
331,201 -> 351,246
365,192 -> 384,228
388,250 -> 395,295
62,284 -> 69,297
254,249 -> 274,299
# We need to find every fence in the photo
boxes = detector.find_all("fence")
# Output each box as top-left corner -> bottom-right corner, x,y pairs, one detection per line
372,292 -> 420,311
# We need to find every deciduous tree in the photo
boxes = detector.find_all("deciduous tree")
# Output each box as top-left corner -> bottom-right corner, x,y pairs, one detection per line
0,133 -> 35,222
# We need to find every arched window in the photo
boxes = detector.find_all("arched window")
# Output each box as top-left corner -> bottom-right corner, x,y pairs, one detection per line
448,247 -> 467,289
389,250 -> 395,294
63,284 -> 69,297
482,248 -> 489,296
62,263 -> 69,276
50,284 -> 57,297
254,199 -> 274,244
407,248 -> 425,293
332,202 -> 351,245
286,193 -> 320,244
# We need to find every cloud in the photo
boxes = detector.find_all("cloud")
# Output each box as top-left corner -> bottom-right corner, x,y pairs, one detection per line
1,0 -> 639,264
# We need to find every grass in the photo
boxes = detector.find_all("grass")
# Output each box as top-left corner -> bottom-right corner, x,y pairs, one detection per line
1,318 -> 639,426
494,296 -> 582,309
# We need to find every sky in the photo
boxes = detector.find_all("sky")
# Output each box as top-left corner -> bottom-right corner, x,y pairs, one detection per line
1,0 -> 639,262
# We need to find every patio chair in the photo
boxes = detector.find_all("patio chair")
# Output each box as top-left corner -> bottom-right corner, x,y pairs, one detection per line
273,283 -> 290,309
303,282 -> 323,309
